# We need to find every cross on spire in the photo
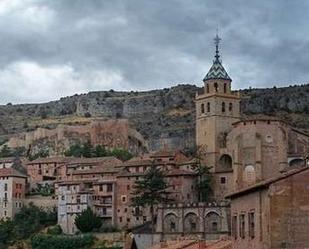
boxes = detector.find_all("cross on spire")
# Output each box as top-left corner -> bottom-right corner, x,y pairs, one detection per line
214,29 -> 221,61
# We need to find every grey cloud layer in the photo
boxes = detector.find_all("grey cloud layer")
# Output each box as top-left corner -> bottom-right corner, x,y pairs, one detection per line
0,0 -> 308,104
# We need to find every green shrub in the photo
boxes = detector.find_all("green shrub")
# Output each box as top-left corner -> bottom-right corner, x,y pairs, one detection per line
31,234 -> 94,249
75,207 -> 102,233
47,225 -> 62,235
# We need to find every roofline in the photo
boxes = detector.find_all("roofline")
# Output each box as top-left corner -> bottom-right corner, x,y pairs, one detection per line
226,166 -> 309,199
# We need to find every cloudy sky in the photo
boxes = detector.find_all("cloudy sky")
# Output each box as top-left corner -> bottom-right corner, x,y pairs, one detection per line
0,0 -> 309,104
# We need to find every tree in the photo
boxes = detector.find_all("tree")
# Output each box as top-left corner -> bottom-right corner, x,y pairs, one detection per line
131,165 -> 171,236
0,219 -> 15,247
191,146 -> 213,202
13,204 -> 57,239
75,207 -> 102,233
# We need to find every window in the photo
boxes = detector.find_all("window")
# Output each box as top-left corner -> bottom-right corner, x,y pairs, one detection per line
201,103 -> 205,114
127,218 -> 130,222
107,184 -> 113,192
127,185 -> 130,190
170,221 -> 176,231
207,102 -> 210,112
119,217 -> 123,222
244,165 -> 256,185
224,83 -> 227,93
121,195 -> 127,203
61,195 -> 65,201
143,216 -> 147,222
99,185 -> 103,191
214,82 -> 218,92
212,222 -> 218,232
206,84 -> 209,93
4,183 -> 7,191
248,212 -> 255,239
222,102 -> 225,112
239,214 -> 245,239
124,208 -> 127,213
232,215 -> 238,239
220,177 -> 226,184
229,103 -> 233,111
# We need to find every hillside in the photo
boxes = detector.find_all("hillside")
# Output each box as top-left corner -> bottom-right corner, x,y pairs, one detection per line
1,84 -> 309,152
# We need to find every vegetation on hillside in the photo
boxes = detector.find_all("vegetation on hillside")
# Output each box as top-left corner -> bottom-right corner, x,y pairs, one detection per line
0,203 -> 57,248
64,143 -> 133,161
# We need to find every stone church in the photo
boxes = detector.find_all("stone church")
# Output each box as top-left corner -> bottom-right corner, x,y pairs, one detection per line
155,34 -> 309,245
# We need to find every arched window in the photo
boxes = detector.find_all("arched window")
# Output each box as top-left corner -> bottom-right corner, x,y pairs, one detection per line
206,84 -> 209,93
244,165 -> 256,185
224,83 -> 227,93
184,213 -> 198,233
164,213 -> 178,233
219,154 -> 232,169
207,102 -> 210,112
229,103 -> 233,112
222,102 -> 225,112
205,212 -> 221,233
201,103 -> 205,114
214,82 -> 218,92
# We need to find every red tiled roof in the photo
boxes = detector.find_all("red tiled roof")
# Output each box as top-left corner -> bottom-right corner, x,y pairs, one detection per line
0,168 -> 27,178
27,157 -> 68,164
66,156 -> 122,166
165,168 -> 196,176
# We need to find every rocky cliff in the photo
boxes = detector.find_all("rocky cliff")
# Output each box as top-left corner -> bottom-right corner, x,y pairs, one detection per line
0,84 -> 309,152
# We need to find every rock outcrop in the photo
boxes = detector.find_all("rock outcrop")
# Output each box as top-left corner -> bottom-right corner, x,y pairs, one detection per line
0,83 -> 308,152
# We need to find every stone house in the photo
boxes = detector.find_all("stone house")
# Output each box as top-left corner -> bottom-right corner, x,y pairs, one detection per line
0,167 -> 27,219
26,157 -> 68,189
227,165 -> 309,249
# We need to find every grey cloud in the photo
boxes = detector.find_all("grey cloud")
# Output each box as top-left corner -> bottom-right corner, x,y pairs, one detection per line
0,0 -> 308,104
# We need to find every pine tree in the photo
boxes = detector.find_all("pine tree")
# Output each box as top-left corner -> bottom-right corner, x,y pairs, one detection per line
131,165 -> 171,234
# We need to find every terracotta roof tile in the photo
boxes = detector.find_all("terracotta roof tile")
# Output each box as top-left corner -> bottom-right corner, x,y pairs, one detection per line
0,168 -> 27,178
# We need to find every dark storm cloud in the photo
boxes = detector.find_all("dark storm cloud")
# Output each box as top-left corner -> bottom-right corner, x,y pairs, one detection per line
0,0 -> 308,104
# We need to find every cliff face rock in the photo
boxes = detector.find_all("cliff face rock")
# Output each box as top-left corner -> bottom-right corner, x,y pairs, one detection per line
0,84 -> 308,152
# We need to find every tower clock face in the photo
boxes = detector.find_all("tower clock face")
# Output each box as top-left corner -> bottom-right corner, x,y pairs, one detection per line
266,135 -> 273,143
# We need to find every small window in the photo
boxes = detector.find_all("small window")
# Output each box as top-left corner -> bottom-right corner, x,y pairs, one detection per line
121,196 -> 127,203
229,103 -> 233,111
127,185 -> 130,190
248,212 -> 255,239
222,102 -> 225,112
119,217 -> 123,222
220,177 -> 226,184
107,184 -> 113,192
201,103 -> 205,114
214,82 -> 218,92
207,102 -> 210,112
239,214 -> 245,239
224,83 -> 227,93
206,84 -> 209,93
232,215 -> 238,239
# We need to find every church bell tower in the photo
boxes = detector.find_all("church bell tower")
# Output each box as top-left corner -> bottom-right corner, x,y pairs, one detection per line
196,34 -> 241,172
